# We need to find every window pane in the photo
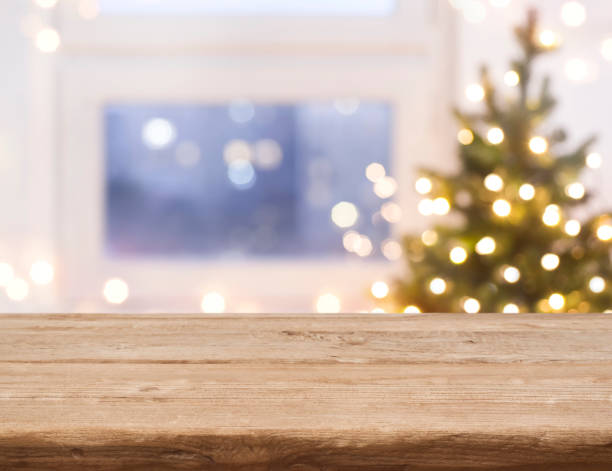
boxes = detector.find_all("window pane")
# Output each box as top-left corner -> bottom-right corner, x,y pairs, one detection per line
105,101 -> 392,259
99,0 -> 396,17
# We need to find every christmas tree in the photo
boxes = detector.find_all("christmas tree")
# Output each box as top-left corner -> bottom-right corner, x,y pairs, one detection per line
392,10 -> 612,314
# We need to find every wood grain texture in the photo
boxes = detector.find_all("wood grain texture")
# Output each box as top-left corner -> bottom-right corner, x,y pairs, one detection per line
1,313 -> 612,470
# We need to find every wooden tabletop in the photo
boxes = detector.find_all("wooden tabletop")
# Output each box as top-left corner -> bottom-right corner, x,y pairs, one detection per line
1,314 -> 612,470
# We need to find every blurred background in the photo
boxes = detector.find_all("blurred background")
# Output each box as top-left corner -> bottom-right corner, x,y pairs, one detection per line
0,0 -> 610,313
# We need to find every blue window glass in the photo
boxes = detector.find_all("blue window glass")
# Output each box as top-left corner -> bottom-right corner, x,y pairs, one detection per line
99,0 -> 396,17
105,101 -> 392,258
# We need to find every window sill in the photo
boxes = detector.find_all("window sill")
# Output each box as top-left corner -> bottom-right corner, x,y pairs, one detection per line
2,313 -> 612,469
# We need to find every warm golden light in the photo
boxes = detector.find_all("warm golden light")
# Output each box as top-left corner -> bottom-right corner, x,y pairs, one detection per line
29,260 -> 54,286
492,199 -> 511,217
542,205 -> 561,227
342,231 -> 361,253
518,183 -> 536,201
503,303 -> 520,313
449,246 -> 468,264
503,266 -> 521,283
484,173 -> 504,192
465,83 -> 485,102
504,70 -> 520,87
6,278 -> 29,302
404,305 -> 421,314
463,298 -> 481,314
589,276 -> 606,294
565,182 -> 585,199
529,136 -> 548,154
371,281 -> 390,299
421,230 -> 439,246
548,293 -> 566,311
103,278 -> 129,305
432,197 -> 451,216
457,128 -> 474,145
355,236 -> 373,257
541,253 -> 560,271
564,220 -> 581,236
561,1 -> 587,27
487,127 -> 504,145
381,202 -> 402,223
365,162 -> 386,183
316,293 -> 341,313
586,152 -> 603,169
374,177 -> 398,199
331,201 -> 359,228
415,177 -> 433,195
597,224 -> 612,241
201,292 -> 226,314
475,236 -> 496,255
429,278 -> 447,295
538,30 -> 560,48
35,28 -> 61,53
382,239 -> 403,261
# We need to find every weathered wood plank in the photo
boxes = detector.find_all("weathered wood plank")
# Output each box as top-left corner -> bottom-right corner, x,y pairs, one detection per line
1,314 -> 612,470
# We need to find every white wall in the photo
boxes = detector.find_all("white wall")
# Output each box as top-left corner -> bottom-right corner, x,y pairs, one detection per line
457,0 -> 612,213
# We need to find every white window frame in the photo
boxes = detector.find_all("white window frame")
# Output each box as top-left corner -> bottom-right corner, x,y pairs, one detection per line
51,0 -> 457,312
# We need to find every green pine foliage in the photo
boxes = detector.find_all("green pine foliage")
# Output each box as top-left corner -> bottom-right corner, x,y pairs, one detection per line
393,11 -> 612,314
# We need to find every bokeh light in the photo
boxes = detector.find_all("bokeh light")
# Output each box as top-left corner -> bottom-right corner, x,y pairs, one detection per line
201,292 -> 226,313
465,83 -> 485,102
429,277 -> 447,295
487,127 -> 504,145
541,253 -> 560,271
35,28 -> 61,53
316,293 -> 341,313
103,278 -> 129,305
371,281 -> 389,299
30,260 -> 54,286
519,183 -> 536,201
6,278 -> 29,302
142,118 -> 176,150
331,201 -> 359,228
476,236 -> 496,255
0,262 -> 15,287
463,297 -> 481,313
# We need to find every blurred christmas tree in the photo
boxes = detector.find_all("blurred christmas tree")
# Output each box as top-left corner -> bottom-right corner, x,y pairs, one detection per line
393,11 -> 612,314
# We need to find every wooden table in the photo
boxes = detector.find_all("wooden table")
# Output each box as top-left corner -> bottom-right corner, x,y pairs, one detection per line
1,314 -> 612,470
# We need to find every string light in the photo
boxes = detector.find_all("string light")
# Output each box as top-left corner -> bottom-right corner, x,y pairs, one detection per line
519,183 -> 536,201
492,199 -> 511,217
564,220 -> 581,236
463,298 -> 481,313
541,253 -> 560,271
366,163 -> 386,183
331,201 -> 359,228
418,198 -> 434,216
548,293 -> 565,311
371,281 -> 390,299
503,303 -> 520,313
6,278 -> 29,302
565,182 -> 585,199
315,293 -> 341,313
381,202 -> 402,223
457,128 -> 474,145
404,305 -> 421,313
542,205 -> 561,227
201,292 -> 226,313
484,173 -> 504,192
35,28 -> 61,53
355,236 -> 373,257
561,1 -> 587,28
475,236 -> 496,255
449,247 -> 468,264
432,197 -> 451,216
0,262 -> 15,287
103,278 -> 129,305
465,83 -> 485,102
29,260 -> 54,286
597,224 -> 612,241
374,177 -> 398,199
529,136 -> 548,154
586,152 -> 603,169
429,278 -> 447,295
343,231 -> 362,253
504,70 -> 520,87
415,177 -> 433,195
487,127 -> 504,145
421,230 -> 439,246
538,30 -> 560,48
503,266 -> 521,283
589,276 -> 606,294
382,240 -> 403,261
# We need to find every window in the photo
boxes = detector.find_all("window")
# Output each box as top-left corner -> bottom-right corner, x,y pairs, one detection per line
99,0 -> 397,17
106,101 -> 391,258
